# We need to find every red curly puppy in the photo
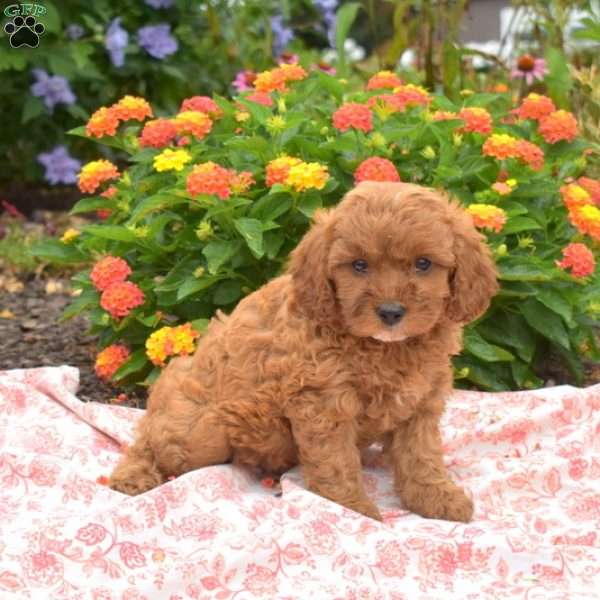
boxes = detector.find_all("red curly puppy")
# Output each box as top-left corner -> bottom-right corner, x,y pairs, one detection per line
109,181 -> 498,522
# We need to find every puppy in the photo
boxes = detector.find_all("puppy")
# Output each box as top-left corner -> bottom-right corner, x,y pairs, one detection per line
109,181 -> 498,522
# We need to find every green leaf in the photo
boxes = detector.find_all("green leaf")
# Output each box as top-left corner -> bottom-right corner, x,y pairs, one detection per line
130,194 -> 188,220
71,42 -> 95,70
234,218 -> 264,258
545,47 -> 572,109
477,312 -> 536,362
202,240 -> 242,274
112,349 -> 150,382
48,51 -> 75,77
455,358 -> 509,391
502,217 -> 543,235
190,318 -> 210,334
510,360 -> 543,389
464,331 -> 515,362
496,281 -> 538,298
61,290 -> 99,321
177,275 -> 220,301
213,280 -> 242,305
335,2 -> 362,75
70,196 -> 114,215
67,126 -> 87,138
297,194 -> 323,219
521,298 -> 570,350
39,1 -> 61,34
264,231 -> 286,259
21,96 -> 45,124
83,225 -> 138,243
0,48 -> 27,71
442,41 -> 461,100
537,288 -> 574,327
30,240 -> 86,264
315,71 -> 345,101
250,193 -> 292,221
499,258 -> 555,282
236,99 -> 272,125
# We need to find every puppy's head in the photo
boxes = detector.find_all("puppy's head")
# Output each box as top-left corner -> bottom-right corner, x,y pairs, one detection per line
288,181 -> 498,341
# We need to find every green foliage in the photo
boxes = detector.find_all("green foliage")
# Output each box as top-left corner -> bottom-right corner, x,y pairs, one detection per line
0,0 -> 283,185
32,67 -> 600,390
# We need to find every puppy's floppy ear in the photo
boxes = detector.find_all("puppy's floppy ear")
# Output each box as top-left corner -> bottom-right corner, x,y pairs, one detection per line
446,201 -> 499,323
287,208 -> 340,327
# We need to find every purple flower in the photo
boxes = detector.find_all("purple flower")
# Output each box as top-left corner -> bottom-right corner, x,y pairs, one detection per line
65,24 -> 85,40
270,15 -> 294,55
37,146 -> 82,185
314,0 -> 338,47
144,0 -> 174,7
30,69 -> 76,112
137,23 -> 178,59
105,18 -> 129,68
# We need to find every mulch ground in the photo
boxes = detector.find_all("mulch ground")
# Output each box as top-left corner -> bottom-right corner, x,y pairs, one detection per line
0,277 -> 146,408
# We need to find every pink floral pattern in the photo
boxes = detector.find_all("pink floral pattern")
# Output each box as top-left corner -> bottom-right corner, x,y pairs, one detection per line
0,366 -> 599,598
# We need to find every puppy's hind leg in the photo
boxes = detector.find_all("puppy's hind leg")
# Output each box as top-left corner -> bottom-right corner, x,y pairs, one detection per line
109,417 -> 165,496
153,406 -> 232,476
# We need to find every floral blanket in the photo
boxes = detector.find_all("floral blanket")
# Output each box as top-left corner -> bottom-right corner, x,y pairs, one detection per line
0,366 -> 599,599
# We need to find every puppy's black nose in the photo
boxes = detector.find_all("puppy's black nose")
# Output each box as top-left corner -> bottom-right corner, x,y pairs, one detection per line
376,303 -> 406,326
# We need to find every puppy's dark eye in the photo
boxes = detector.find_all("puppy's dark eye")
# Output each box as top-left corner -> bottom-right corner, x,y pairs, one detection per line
352,259 -> 368,273
415,257 -> 432,272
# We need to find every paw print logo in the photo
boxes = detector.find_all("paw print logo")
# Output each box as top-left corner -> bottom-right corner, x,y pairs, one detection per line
4,15 -> 45,48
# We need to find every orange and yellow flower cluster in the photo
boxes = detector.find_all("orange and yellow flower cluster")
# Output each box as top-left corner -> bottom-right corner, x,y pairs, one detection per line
139,119 -> 178,148
332,103 -> 373,133
90,256 -> 132,291
354,157 -> 401,184
253,63 -> 308,93
180,96 -> 223,119
482,134 -> 544,170
95,344 -> 130,380
173,110 -> 213,140
513,93 -> 556,121
265,156 -> 328,191
466,204 -> 507,233
86,96 -> 153,138
538,110 -> 578,144
556,243 -> 595,278
145,323 -> 199,366
100,281 -> 145,319
367,85 -> 431,117
78,160 -> 120,194
366,70 -> 403,90
186,162 -> 254,200
560,178 -> 600,241
458,107 -> 493,135
90,256 -> 145,319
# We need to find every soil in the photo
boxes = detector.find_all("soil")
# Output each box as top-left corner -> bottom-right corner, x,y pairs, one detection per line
0,277 -> 147,408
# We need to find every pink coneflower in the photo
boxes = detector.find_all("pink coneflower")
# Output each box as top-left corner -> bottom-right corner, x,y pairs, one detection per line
278,52 -> 300,65
232,70 -> 257,92
511,55 -> 548,85
312,61 -> 336,75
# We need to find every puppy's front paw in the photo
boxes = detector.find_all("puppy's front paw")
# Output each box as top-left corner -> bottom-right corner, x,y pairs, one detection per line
400,481 -> 473,522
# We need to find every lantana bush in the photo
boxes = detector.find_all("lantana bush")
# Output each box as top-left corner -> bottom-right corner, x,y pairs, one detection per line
33,66 -> 600,391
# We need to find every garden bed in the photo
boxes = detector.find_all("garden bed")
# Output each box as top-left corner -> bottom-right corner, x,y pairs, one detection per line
0,272 -> 598,409
0,276 -> 145,407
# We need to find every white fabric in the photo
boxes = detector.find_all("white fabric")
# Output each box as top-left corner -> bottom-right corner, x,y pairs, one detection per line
0,366 -> 599,599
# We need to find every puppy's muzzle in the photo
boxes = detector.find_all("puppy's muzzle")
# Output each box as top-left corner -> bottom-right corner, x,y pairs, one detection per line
376,302 -> 406,326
